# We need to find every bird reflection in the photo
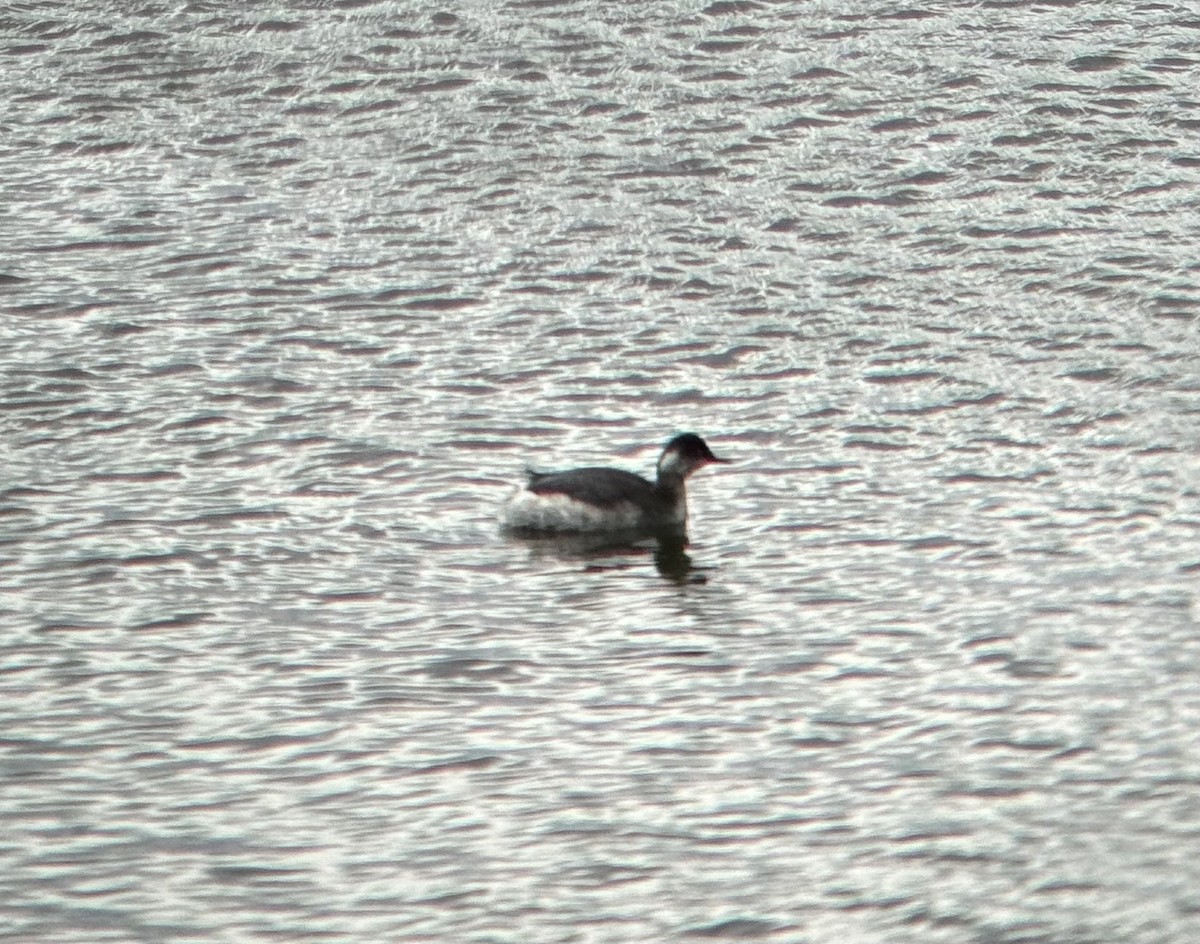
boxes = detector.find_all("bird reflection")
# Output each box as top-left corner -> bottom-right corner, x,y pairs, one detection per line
508,526 -> 707,584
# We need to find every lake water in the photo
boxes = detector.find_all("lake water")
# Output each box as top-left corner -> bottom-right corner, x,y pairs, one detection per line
3,2 -> 1200,941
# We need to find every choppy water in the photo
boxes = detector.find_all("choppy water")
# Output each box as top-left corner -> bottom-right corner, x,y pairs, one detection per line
3,2 -> 1200,941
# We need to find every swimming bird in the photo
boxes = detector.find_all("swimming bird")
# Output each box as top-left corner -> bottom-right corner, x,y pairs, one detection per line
501,433 -> 729,533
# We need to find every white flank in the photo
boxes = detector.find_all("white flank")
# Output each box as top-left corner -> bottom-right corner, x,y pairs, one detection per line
501,489 -> 649,533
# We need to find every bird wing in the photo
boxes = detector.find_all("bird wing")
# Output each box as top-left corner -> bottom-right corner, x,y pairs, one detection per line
526,467 -> 656,509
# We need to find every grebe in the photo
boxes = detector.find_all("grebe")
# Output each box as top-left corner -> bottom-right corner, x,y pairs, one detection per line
501,433 -> 729,533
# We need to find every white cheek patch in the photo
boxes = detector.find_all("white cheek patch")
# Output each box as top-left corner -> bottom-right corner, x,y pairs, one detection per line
657,448 -> 685,478
501,489 -> 644,532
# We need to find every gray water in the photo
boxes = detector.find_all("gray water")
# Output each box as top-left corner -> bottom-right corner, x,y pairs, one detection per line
3,1 -> 1200,941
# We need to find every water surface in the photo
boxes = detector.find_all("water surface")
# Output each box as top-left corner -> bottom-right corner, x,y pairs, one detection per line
3,2 -> 1200,941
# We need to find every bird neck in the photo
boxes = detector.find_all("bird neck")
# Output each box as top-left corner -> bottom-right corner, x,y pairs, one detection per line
655,468 -> 688,494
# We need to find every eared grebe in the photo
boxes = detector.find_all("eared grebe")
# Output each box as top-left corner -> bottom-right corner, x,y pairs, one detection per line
501,433 -> 729,533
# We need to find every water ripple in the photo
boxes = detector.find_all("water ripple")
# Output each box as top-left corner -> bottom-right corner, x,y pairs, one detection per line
4,2 -> 1200,942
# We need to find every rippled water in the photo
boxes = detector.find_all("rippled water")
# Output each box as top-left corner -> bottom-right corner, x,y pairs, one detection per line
4,1 -> 1200,941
